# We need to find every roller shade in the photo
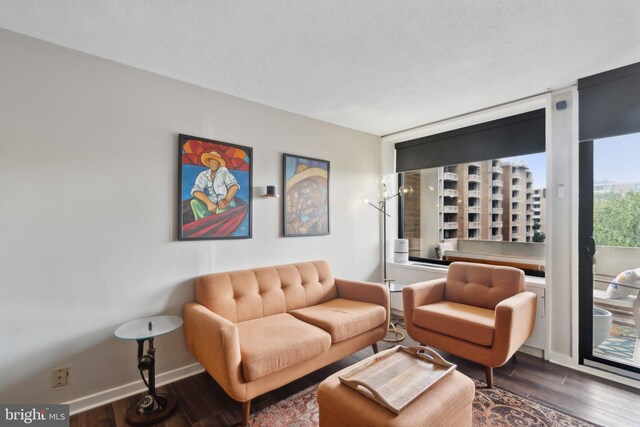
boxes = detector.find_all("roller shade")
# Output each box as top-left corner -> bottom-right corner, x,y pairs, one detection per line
395,109 -> 545,172
579,61 -> 640,141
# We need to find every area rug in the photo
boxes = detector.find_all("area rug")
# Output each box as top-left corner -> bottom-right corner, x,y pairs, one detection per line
249,378 -> 600,427
593,323 -> 639,363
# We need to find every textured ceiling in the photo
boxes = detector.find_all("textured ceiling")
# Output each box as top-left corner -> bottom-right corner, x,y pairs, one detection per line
1,1 -> 640,136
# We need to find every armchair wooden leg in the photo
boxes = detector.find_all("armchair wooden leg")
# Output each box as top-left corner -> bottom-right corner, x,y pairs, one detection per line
242,400 -> 251,426
372,343 -> 379,353
485,366 -> 494,388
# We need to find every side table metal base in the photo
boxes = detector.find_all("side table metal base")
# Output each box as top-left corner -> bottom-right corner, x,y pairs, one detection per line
382,322 -> 405,342
125,394 -> 177,426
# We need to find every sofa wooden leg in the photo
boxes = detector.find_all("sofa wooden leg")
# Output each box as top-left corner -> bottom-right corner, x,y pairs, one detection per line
485,366 -> 494,388
242,400 -> 251,426
372,343 -> 379,353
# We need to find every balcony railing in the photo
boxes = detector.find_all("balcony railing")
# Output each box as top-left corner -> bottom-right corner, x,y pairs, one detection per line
492,193 -> 503,200
468,190 -> 481,198
443,189 -> 458,197
443,172 -> 458,181
468,222 -> 481,229
491,235 -> 503,241
492,207 -> 503,214
492,221 -> 503,228
468,174 -> 481,182
492,180 -> 503,187
468,206 -> 481,213
443,222 -> 458,230
442,205 -> 458,213
492,166 -> 503,174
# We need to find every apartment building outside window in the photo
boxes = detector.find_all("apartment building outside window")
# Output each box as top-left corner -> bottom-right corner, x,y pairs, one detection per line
400,152 -> 546,274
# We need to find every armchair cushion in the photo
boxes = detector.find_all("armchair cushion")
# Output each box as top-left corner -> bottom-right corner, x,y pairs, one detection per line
237,313 -> 331,381
445,262 -> 525,309
290,298 -> 386,343
413,301 -> 495,346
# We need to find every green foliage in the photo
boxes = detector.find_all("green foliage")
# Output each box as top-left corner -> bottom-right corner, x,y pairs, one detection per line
593,191 -> 640,247
532,231 -> 545,243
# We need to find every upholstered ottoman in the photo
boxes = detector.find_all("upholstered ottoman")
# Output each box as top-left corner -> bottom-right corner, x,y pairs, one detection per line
317,369 -> 475,427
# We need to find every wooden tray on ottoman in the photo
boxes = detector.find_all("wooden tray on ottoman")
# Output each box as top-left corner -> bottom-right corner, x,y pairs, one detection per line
337,346 -> 456,414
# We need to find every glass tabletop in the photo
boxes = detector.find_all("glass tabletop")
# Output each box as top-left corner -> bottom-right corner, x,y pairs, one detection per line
115,315 -> 183,340
383,279 -> 405,293
388,282 -> 405,293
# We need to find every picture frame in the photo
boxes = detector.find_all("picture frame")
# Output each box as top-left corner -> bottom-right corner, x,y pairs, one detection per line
282,153 -> 330,237
178,134 -> 252,240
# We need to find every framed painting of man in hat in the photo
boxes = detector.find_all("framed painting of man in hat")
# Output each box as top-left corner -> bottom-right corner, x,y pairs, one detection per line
178,134 -> 252,240
283,153 -> 330,237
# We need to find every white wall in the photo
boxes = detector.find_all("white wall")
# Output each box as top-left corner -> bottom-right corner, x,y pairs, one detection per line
0,29 -> 381,406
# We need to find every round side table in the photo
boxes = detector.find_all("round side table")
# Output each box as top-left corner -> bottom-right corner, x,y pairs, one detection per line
115,315 -> 183,426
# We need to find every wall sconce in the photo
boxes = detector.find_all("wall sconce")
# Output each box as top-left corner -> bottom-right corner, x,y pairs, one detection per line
262,185 -> 279,198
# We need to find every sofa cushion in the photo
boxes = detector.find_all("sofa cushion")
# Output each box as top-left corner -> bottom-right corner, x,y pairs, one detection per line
289,298 -> 386,343
413,301 -> 495,346
237,313 -> 331,381
195,260 -> 337,322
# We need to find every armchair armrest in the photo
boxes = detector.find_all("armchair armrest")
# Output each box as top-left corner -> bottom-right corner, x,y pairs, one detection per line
492,291 -> 537,365
183,302 -> 246,401
402,279 -> 447,309
335,278 -> 390,324
402,279 -> 446,336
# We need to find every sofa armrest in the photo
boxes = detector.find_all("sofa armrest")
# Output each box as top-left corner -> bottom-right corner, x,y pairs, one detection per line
492,291 -> 537,365
183,302 -> 246,400
334,278 -> 390,324
402,279 -> 446,334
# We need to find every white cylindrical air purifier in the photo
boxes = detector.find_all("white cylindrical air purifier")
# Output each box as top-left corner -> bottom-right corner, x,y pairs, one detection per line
394,239 -> 409,263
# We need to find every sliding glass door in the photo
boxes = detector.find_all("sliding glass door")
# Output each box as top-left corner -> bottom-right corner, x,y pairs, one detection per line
579,134 -> 640,377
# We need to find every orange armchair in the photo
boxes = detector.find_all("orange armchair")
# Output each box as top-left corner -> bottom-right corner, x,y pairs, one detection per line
402,262 -> 536,387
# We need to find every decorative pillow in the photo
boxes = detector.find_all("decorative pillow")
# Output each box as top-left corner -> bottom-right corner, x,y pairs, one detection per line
606,268 -> 640,299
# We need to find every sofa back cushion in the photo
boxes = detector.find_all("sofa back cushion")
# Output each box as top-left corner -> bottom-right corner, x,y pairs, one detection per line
445,262 -> 525,310
195,260 -> 337,322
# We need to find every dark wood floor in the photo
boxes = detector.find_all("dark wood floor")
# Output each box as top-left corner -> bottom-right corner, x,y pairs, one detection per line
71,332 -> 640,427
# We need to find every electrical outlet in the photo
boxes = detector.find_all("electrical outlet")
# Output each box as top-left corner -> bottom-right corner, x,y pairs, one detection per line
51,368 -> 68,388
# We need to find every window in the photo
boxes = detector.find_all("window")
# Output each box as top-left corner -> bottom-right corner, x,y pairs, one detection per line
395,110 -> 546,276
400,153 -> 546,274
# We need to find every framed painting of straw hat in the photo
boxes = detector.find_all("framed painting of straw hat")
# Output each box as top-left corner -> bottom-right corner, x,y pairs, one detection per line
283,153 -> 330,237
178,134 -> 252,240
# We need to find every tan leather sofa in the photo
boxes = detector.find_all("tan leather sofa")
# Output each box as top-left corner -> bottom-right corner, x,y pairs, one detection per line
184,260 -> 389,426
403,261 -> 536,388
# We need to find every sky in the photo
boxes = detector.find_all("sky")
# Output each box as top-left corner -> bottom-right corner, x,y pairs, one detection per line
501,152 -> 547,189
501,133 -> 640,189
593,133 -> 640,184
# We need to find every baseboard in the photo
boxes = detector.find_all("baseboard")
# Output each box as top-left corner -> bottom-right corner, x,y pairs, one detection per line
66,362 -> 204,415
518,345 -> 543,358
548,351 -> 574,367
390,308 -> 403,317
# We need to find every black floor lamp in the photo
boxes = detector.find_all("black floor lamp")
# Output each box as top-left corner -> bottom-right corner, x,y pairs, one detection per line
368,181 -> 413,342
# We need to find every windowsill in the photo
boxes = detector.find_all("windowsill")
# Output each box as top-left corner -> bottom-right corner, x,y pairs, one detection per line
388,260 -> 546,287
